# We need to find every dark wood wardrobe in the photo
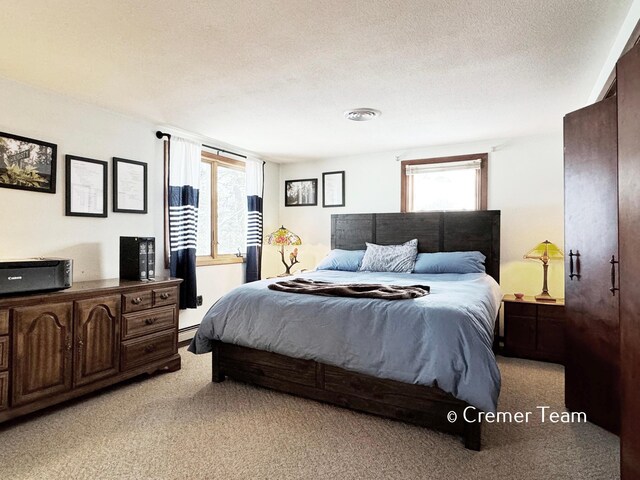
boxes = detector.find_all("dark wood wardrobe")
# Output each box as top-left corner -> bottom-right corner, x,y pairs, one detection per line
564,40 -> 640,478
564,95 -> 620,434
618,43 -> 640,480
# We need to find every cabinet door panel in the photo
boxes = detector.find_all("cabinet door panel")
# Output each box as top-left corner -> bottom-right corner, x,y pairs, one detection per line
536,317 -> 565,362
74,295 -> 121,387
12,303 -> 73,406
618,42 -> 640,479
0,372 -> 8,411
564,96 -> 619,433
0,336 -> 8,370
505,315 -> 536,354
0,310 -> 8,335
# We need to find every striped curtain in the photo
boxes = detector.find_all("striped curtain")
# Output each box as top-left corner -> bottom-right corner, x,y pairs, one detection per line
168,137 -> 201,308
245,159 -> 265,282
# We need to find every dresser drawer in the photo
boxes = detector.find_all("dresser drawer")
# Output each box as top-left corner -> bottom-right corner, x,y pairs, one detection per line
122,290 -> 153,313
0,310 -> 8,335
153,287 -> 178,308
538,304 -> 565,320
0,337 -> 8,371
122,306 -> 176,341
0,371 -> 7,411
121,330 -> 177,371
504,302 -> 537,317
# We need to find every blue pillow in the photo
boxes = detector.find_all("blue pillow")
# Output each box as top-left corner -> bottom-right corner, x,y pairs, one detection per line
413,251 -> 486,274
316,249 -> 365,271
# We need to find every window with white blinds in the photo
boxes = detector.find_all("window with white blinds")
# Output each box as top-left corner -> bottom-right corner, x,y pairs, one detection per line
401,154 -> 487,212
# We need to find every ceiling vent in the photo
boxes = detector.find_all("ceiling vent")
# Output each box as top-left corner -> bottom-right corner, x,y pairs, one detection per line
344,108 -> 381,121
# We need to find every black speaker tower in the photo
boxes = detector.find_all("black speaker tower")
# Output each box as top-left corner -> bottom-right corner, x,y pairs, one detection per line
120,237 -> 156,281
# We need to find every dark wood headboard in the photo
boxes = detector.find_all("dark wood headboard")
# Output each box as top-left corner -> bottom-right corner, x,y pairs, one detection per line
331,211 -> 501,282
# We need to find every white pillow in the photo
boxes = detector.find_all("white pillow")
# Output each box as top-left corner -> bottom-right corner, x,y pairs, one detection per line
359,240 -> 418,273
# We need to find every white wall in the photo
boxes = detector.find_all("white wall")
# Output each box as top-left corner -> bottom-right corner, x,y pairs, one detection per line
276,133 -> 565,298
0,77 -> 279,332
0,76 -> 164,281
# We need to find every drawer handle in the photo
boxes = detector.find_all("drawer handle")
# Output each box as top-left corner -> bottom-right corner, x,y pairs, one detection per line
144,344 -> 157,354
145,317 -> 157,325
132,297 -> 143,305
159,293 -> 170,300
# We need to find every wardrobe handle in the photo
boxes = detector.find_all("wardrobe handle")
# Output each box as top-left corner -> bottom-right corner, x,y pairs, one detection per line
569,250 -> 581,280
610,255 -> 619,296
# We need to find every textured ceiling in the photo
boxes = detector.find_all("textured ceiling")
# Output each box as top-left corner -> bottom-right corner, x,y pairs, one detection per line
0,1 -> 633,161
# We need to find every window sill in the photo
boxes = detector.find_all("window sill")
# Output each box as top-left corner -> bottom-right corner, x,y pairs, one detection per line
197,256 -> 245,267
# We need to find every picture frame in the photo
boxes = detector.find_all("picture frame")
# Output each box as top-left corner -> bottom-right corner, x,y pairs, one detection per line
113,157 -> 147,214
65,155 -> 108,218
285,178 -> 318,207
0,131 -> 57,194
322,170 -> 345,207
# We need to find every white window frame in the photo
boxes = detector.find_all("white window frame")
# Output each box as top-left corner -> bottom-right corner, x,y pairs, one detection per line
196,151 -> 246,266
400,153 -> 488,212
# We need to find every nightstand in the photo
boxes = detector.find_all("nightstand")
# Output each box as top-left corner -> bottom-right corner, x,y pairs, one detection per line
503,294 -> 565,364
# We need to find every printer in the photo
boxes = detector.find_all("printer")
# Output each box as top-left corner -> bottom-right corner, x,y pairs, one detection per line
0,258 -> 73,295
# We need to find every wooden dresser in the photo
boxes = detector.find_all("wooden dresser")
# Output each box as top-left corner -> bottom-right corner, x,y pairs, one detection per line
0,277 -> 181,423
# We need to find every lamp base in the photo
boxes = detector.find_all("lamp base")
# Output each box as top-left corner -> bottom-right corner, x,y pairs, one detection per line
535,292 -> 557,303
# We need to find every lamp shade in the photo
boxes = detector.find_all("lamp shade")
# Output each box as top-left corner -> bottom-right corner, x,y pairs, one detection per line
524,240 -> 564,261
266,226 -> 302,247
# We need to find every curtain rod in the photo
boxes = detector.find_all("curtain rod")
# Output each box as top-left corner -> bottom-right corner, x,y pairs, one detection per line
155,130 -> 247,159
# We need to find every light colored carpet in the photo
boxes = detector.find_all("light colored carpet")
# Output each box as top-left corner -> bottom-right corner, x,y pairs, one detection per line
0,348 -> 619,480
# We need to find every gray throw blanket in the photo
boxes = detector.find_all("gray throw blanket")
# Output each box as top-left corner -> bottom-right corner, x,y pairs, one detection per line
268,278 -> 430,300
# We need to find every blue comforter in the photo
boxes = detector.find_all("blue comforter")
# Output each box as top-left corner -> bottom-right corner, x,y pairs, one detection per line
188,270 -> 502,412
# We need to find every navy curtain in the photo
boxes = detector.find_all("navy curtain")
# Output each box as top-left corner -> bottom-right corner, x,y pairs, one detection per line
245,159 -> 265,283
168,137 -> 202,309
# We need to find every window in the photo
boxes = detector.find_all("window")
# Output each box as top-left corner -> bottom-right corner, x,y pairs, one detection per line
401,153 -> 488,212
196,151 -> 246,266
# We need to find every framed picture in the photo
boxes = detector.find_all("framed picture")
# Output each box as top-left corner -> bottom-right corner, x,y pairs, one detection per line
113,157 -> 147,214
322,171 -> 345,207
65,155 -> 108,217
285,178 -> 318,206
0,131 -> 57,193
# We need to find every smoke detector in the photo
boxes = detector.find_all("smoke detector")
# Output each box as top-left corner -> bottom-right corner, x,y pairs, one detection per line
344,108 -> 381,121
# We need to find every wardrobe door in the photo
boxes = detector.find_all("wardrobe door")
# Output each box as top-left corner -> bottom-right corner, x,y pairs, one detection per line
564,95 -> 619,434
617,43 -> 640,479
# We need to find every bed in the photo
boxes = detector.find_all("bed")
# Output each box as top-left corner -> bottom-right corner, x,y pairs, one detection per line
189,211 -> 501,450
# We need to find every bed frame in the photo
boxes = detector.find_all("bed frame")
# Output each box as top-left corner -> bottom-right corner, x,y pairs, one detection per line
211,211 -> 501,450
